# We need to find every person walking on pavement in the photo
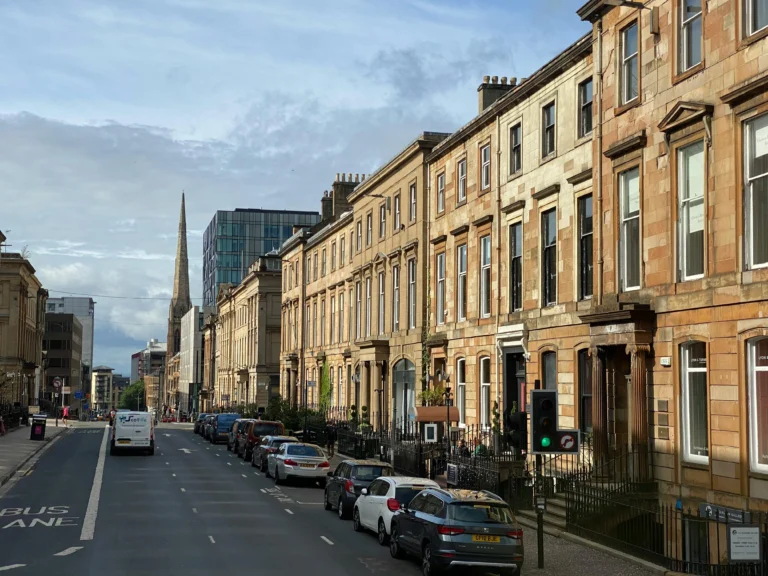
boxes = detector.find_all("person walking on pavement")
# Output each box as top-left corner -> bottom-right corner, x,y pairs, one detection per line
62,405 -> 69,427
326,422 -> 337,458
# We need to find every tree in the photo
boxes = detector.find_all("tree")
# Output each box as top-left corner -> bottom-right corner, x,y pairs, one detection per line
319,360 -> 331,412
119,380 -> 146,411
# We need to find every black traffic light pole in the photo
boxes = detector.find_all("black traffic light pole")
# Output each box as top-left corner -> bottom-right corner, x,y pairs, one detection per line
534,378 -> 544,570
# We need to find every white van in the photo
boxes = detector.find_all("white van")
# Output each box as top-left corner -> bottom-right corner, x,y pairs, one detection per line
110,411 -> 155,455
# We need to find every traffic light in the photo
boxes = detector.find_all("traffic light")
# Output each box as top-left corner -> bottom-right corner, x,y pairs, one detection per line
504,409 -> 528,454
530,389 -> 580,455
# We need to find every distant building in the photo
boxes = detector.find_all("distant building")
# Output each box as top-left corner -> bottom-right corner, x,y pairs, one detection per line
202,208 -> 320,306
180,306 -> 208,417
90,366 -> 114,413
111,373 -> 130,408
45,297 -> 95,371
130,339 -> 167,382
43,313 -> 83,410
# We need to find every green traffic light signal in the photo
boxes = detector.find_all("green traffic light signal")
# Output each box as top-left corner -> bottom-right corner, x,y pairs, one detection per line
541,436 -> 552,448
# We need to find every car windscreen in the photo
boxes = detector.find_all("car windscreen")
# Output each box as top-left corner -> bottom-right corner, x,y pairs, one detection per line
352,466 -> 392,481
197,414 -> 208,421
286,445 -> 322,457
394,487 -> 430,506
253,423 -> 282,436
448,503 -> 516,525
272,439 -> 297,448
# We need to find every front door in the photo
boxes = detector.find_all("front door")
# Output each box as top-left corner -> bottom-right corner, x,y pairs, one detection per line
503,352 -> 526,414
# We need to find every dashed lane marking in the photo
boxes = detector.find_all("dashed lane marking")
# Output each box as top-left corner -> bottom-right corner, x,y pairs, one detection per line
241,474 -> 247,478
80,426 -> 109,541
260,489 -> 267,494
192,508 -> 198,514
296,501 -> 323,505
227,463 -> 232,466
0,565 -> 26,572
172,474 -> 176,477
53,547 -> 83,557
254,472 -> 261,476
215,454 -> 220,457
321,536 -> 334,546
208,535 -> 216,544
165,462 -> 169,466
181,488 -> 186,493
285,509 -> 294,515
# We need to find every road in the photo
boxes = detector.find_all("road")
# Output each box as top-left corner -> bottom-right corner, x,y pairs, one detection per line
0,423 -> 659,576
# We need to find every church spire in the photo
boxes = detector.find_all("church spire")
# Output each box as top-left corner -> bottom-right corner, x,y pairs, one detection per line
171,193 -> 192,310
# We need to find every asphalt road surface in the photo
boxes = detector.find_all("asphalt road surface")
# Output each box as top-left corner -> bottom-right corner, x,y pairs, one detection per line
0,423 -> 420,576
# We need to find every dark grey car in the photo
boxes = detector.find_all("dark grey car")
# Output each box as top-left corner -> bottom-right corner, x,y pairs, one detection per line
324,459 -> 394,519
389,488 -> 524,576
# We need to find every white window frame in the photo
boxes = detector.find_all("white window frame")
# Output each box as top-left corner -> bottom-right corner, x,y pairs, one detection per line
306,305 -> 310,345
379,204 -> 386,239
510,123 -> 522,174
356,220 -> 362,252
679,0 -> 703,72
481,144 -> 491,190
680,342 -> 709,465
338,292 -> 344,344
392,265 -> 400,332
621,22 -> 639,105
456,358 -> 466,426
745,114 -> 768,270
747,337 -> 768,473
436,252 -> 446,325
619,167 -> 641,291
678,140 -> 705,281
542,209 -> 558,306
509,222 -> 523,311
480,356 -> 491,429
409,183 -> 417,222
578,79 -> 593,138
542,102 -> 556,158
745,0 -> 768,37
394,195 -> 401,230
355,282 -> 361,340
408,258 -> 416,329
458,159 -> 467,202
313,252 -> 318,281
312,302 -> 317,348
348,288 -> 353,342
337,366 -> 344,408
365,277 -> 372,337
330,296 -> 336,344
340,237 -> 345,265
366,214 -> 373,246
331,242 -> 336,271
457,244 -> 467,321
378,271 -> 385,335
480,235 -> 491,318
437,173 -> 445,213
322,248 -> 327,277
320,299 -> 325,346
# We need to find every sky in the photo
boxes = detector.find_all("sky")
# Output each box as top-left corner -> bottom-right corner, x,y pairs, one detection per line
0,0 -> 589,376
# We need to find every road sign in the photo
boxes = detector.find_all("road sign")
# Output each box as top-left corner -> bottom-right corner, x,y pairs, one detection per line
54,393 -> 59,398
53,377 -> 62,389
82,403 -> 89,411
74,391 -> 83,400
728,525 -> 762,563
62,386 -> 71,394
560,433 -> 576,451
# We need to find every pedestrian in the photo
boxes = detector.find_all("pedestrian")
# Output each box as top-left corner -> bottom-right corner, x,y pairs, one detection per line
326,423 -> 336,458
62,405 -> 69,427
0,415 -> 5,436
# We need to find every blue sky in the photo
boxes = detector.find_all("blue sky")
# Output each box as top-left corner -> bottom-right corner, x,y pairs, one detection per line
0,0 -> 589,375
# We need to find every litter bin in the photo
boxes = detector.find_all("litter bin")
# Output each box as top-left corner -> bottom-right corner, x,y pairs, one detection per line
30,414 -> 47,441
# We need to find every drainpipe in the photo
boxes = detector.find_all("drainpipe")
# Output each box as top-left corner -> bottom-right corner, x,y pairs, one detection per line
495,114 -> 503,410
596,19 -> 604,306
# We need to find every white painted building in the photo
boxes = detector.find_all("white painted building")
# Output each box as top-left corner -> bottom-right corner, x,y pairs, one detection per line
179,306 -> 204,417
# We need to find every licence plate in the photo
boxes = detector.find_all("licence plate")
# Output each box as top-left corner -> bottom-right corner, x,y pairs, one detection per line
472,535 -> 500,543
299,464 -> 315,469
117,440 -> 131,445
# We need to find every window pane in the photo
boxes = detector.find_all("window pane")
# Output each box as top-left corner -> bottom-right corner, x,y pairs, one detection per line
680,141 -> 705,278
578,349 -> 592,434
688,370 -> 708,456
753,0 -> 768,33
752,339 -> 768,468
542,352 -> 557,390
624,23 -> 638,56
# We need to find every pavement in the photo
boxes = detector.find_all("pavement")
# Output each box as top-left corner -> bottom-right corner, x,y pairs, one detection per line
0,423 -> 664,575
0,419 -> 70,487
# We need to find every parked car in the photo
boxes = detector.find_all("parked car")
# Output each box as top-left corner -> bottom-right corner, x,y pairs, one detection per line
239,420 -> 285,461
353,477 -> 440,545
389,488 -> 524,576
252,435 -> 299,472
324,459 -> 394,519
267,442 -> 330,486
210,413 -> 241,444
202,415 -> 216,440
229,419 -> 253,453
194,413 -> 208,435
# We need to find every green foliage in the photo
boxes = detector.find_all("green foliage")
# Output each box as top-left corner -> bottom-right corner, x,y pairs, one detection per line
492,400 -> 501,434
119,380 -> 146,411
319,360 -> 331,412
418,385 -> 446,406
349,404 -> 358,425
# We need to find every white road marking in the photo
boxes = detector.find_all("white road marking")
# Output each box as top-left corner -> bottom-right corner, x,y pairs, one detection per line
80,426 -> 109,541
172,473 -> 177,477
284,509 -> 294,515
165,462 -> 169,466
296,501 -> 323,505
208,535 -> 216,544
253,472 -> 261,476
241,474 -> 247,478
181,488 -> 186,493
260,488 -> 267,494
321,536 -> 334,546
206,447 -> 210,450
0,565 -> 26,572
227,462 -> 232,466
53,547 -> 83,557
240,462 -> 245,466
215,454 -> 220,457
192,508 -> 198,514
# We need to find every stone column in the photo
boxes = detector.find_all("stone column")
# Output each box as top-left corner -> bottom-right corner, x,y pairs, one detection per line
590,347 -> 607,465
371,361 -> 382,430
627,344 -> 650,478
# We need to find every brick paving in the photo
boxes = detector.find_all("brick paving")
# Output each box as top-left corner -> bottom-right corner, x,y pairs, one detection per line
0,419 -> 69,485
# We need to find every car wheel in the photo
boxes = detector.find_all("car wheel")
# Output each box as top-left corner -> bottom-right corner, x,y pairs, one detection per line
260,458 -> 267,472
227,443 -> 232,451
378,519 -> 389,545
274,469 -> 281,485
324,489 -> 331,510
250,452 -> 257,467
421,544 -> 438,576
389,527 -> 404,559
353,508 -> 363,532
337,497 -> 346,519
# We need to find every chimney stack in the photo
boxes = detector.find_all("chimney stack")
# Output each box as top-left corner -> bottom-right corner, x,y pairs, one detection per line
332,171 -> 361,217
321,190 -> 333,221
477,74 -> 516,113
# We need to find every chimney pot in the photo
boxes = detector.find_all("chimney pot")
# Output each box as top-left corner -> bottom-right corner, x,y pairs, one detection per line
347,173 -> 352,182
341,173 -> 346,182
500,76 -> 507,85
521,78 -> 527,83
335,172 -> 340,181
361,174 -> 366,181
355,173 -> 359,182
509,77 -> 517,86
483,75 -> 490,83
491,76 -> 498,84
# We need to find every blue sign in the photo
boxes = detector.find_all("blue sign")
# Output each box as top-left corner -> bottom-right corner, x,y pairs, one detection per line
82,403 -> 89,411
74,391 -> 84,400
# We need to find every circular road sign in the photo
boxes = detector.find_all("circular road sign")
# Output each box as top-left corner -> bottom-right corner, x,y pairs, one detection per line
560,434 -> 576,451
53,377 -> 62,389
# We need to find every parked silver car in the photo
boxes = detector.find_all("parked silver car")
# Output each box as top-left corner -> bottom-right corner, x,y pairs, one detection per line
267,442 -> 330,486
252,435 -> 299,472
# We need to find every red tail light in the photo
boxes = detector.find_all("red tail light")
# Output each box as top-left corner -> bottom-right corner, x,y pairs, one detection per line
318,461 -> 330,468
344,480 -> 354,494
507,529 -> 523,539
284,459 -> 298,466
438,526 -> 465,536
386,498 -> 400,512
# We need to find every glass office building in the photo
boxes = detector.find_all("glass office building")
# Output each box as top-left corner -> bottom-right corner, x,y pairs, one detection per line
203,209 -> 320,306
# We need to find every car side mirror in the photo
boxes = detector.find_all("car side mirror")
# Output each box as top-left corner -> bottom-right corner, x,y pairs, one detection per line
361,488 -> 368,496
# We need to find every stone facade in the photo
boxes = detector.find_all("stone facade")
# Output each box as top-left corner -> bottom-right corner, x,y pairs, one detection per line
280,133 -> 449,428
201,313 -> 216,412
577,0 -> 768,512
0,251 -> 47,410
215,255 -> 282,409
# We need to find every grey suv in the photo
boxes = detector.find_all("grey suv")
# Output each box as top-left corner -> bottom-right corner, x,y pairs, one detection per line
389,488 -> 524,576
